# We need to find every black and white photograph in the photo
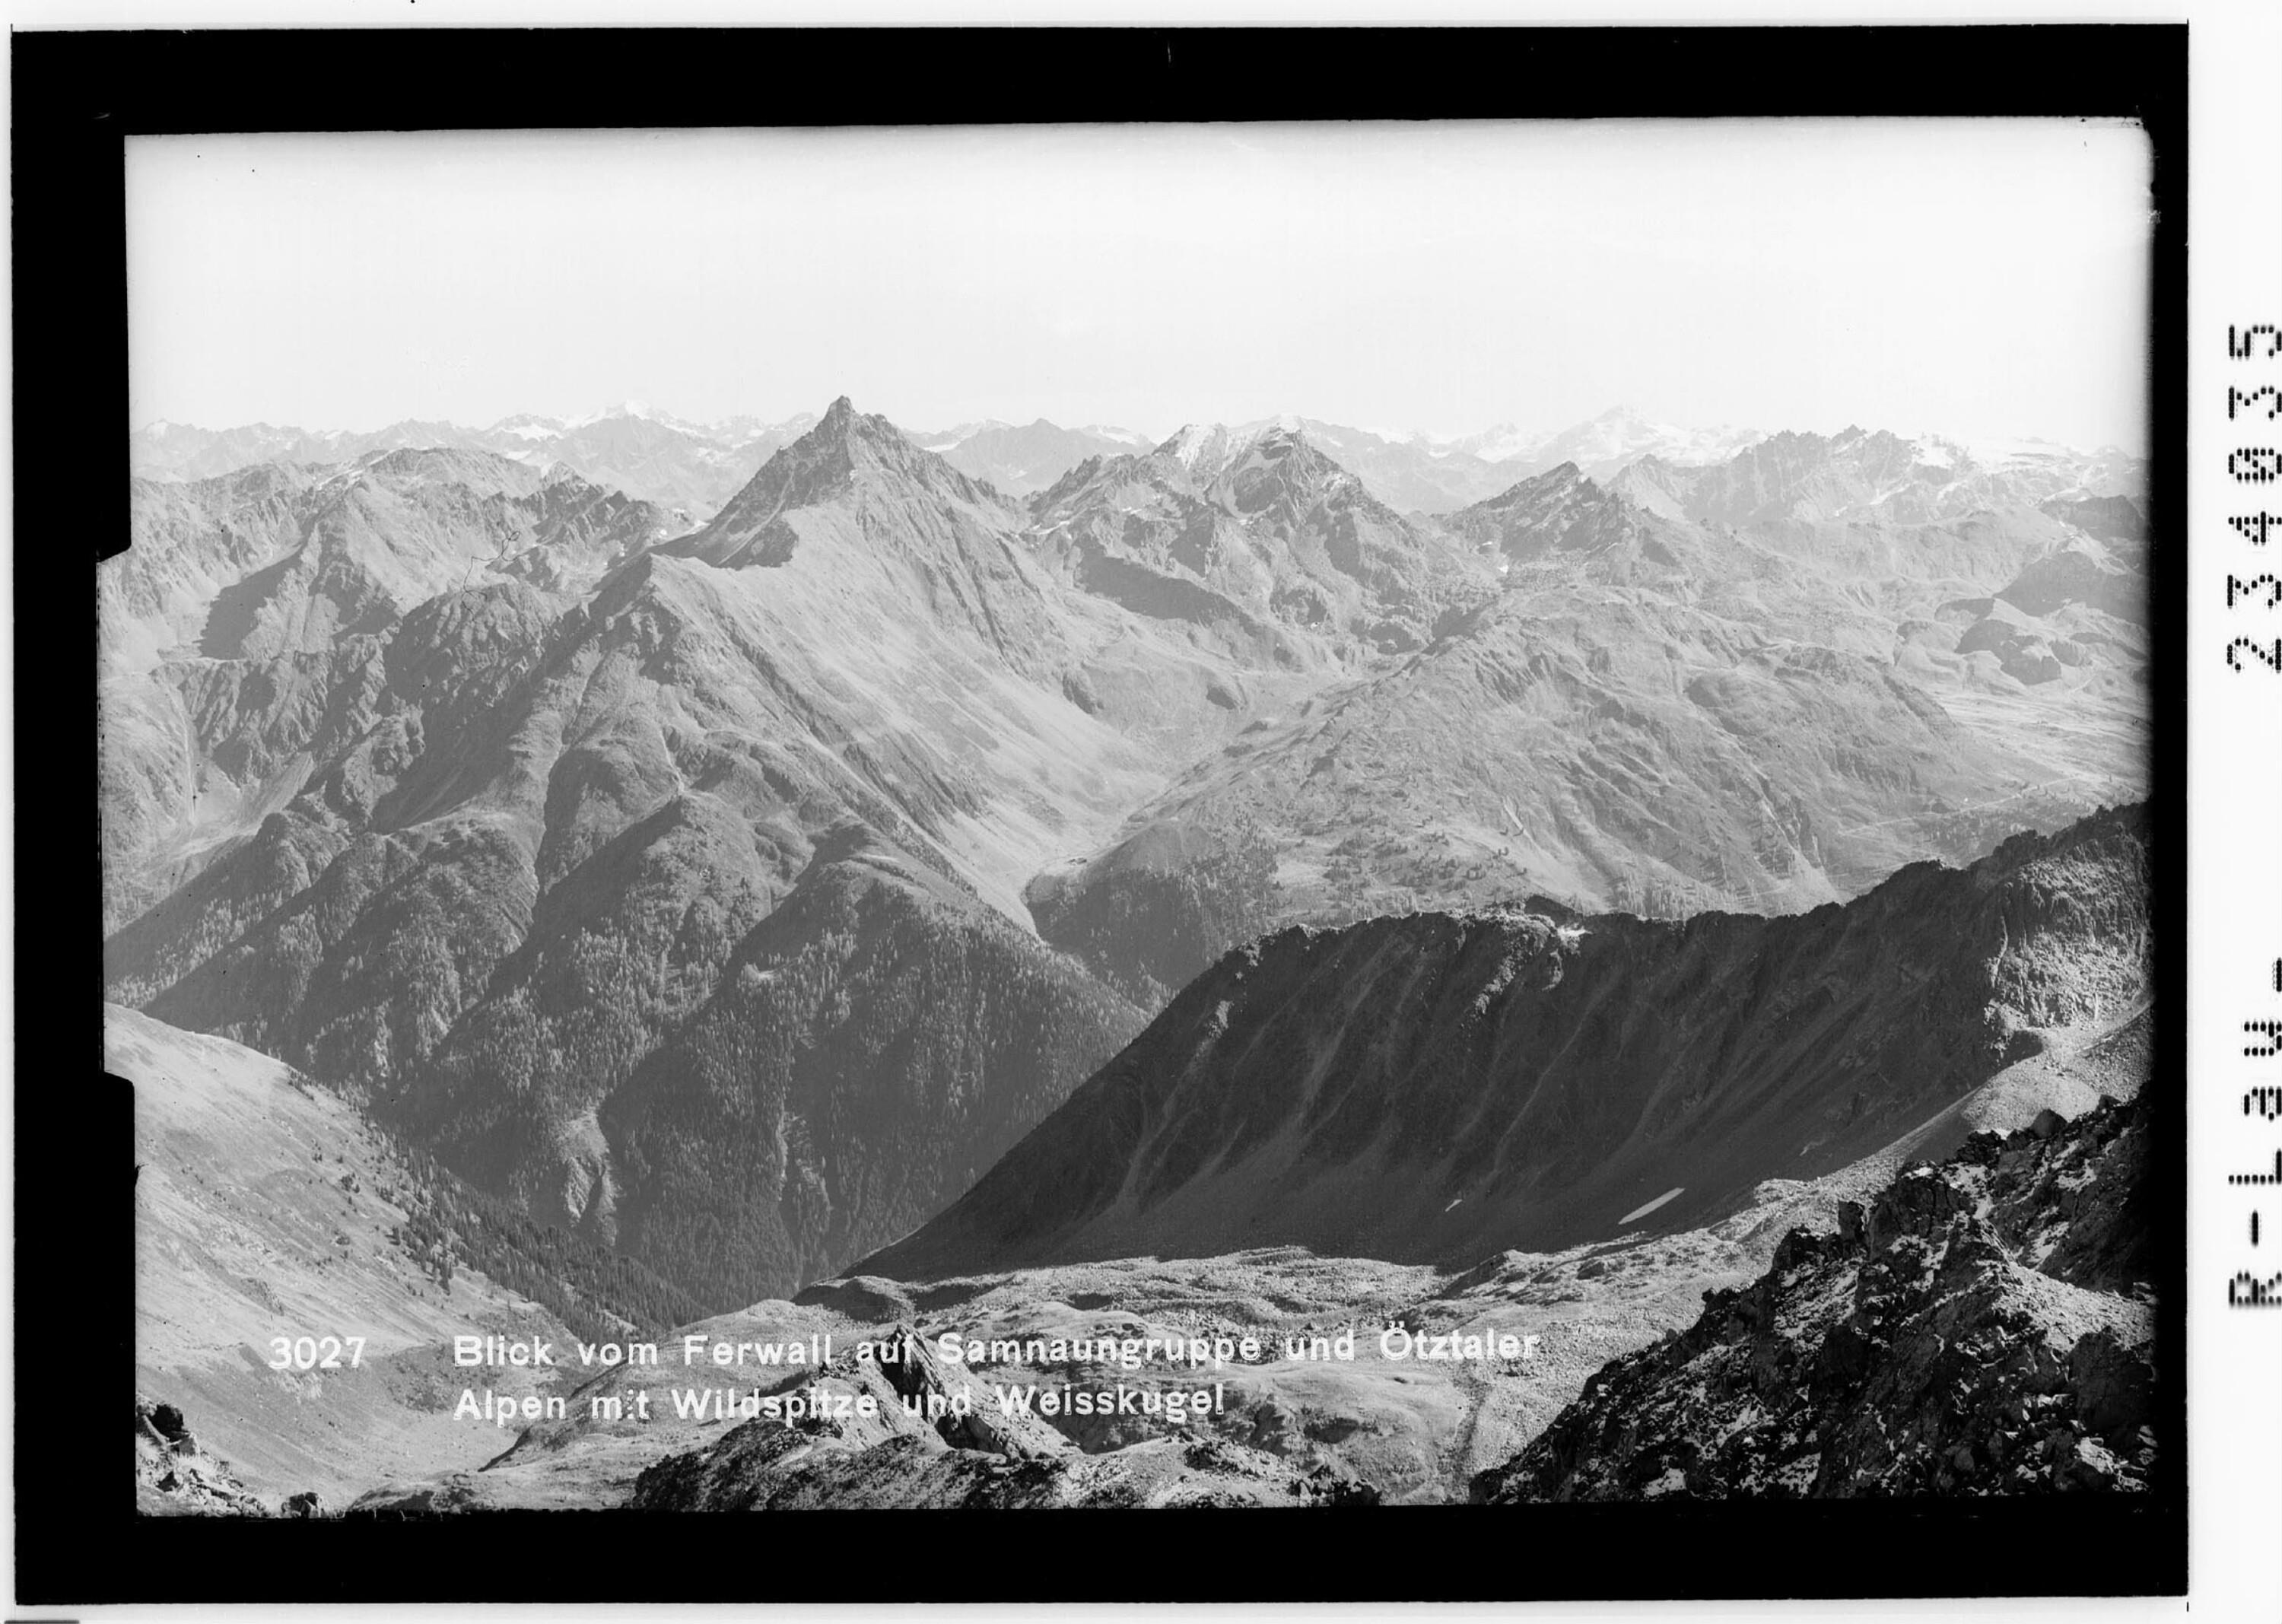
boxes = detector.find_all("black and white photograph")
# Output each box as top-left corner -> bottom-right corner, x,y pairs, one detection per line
14,17 -> 2228,1610
100,110 -> 2170,1511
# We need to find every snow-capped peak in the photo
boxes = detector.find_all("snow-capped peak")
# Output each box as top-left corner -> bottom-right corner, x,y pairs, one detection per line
568,399 -> 694,431
1080,424 -> 1156,449
1158,423 -> 1234,469
1437,422 -> 1540,462
1903,434 -> 1964,472
490,413 -> 567,443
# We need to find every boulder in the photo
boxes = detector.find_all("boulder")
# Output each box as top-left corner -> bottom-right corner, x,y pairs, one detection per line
2068,1327 -> 2156,1441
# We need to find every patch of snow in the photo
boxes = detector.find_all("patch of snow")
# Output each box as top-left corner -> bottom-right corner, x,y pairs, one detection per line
1159,424 -> 1227,469
1619,1187 -> 1686,1225
1081,424 -> 1155,448
1642,1467 -> 1689,1498
1775,1454 -> 1820,1492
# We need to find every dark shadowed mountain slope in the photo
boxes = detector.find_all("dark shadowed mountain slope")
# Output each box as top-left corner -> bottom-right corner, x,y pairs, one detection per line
864,804 -> 2150,1280
424,820 -> 1147,1305
1020,820 -> 1282,1009
1473,1089 -> 2160,1501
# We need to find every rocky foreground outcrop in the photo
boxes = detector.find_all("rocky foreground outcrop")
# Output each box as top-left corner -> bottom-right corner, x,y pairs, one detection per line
622,1327 -> 1375,1510
342,1327 -> 1374,1514
136,1396 -> 274,1516
1472,1092 -> 2159,1501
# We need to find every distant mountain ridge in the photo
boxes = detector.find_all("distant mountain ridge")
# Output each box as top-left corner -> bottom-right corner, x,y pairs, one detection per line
1431,405 -> 1770,485
138,403 -> 2143,520
130,408 -> 822,524
128,405 -> 1167,520
909,418 -> 1155,497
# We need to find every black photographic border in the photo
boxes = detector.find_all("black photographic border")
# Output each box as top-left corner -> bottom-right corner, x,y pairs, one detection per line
18,21 -> 2188,1604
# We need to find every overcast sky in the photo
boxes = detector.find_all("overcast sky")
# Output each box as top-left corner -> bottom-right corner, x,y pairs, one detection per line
128,119 -> 2153,450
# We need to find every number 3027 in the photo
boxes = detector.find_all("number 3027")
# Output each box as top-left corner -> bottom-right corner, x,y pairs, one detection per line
267,1335 -> 365,1371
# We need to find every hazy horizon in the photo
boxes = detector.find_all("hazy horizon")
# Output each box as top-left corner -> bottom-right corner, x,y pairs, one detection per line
128,120 -> 2155,453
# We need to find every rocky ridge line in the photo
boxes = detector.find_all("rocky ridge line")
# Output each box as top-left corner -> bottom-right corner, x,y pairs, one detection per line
1473,1090 -> 2160,1502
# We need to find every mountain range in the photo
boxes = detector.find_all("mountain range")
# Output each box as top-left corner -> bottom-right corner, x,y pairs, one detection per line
109,385 -> 2155,1514
123,798 -> 2155,1512
1023,427 -> 2147,996
135,402 -> 2141,522
130,405 -> 812,526
106,394 -> 2147,1309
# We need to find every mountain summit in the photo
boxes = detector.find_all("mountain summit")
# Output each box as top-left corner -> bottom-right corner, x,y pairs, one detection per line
662,396 -> 1007,568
